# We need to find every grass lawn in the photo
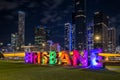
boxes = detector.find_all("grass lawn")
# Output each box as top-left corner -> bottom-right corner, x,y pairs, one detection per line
0,60 -> 120,80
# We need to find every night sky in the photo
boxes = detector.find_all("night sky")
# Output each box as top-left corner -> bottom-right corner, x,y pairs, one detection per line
0,0 -> 120,46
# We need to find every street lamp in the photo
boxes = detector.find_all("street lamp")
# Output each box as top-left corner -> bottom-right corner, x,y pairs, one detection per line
42,43 -> 45,51
94,35 -> 101,48
94,35 -> 101,41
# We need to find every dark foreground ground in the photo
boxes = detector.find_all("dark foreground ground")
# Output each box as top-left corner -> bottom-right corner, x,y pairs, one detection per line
0,60 -> 120,80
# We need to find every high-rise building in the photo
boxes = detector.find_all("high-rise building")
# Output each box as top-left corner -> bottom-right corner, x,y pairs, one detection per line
119,35 -> 120,45
94,11 -> 109,52
64,23 -> 75,51
18,11 -> 25,48
108,27 -> 116,52
11,33 -> 19,51
74,0 -> 86,51
112,23 -> 120,46
34,26 -> 47,51
87,25 -> 94,51
51,43 -> 61,52
46,40 -> 53,51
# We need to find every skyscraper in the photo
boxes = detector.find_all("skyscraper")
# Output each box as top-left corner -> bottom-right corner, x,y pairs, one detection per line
108,27 -> 116,52
64,23 -> 75,51
74,0 -> 86,51
11,33 -> 19,51
94,11 -> 109,52
18,11 -> 25,48
119,35 -> 120,45
87,25 -> 94,51
34,26 -> 47,51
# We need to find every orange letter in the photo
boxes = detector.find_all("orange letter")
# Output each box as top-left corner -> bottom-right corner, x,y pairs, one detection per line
60,51 -> 71,65
42,52 -> 49,65
37,52 -> 41,64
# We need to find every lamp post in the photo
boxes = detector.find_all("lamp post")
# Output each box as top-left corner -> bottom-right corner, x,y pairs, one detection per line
95,35 -> 101,41
42,43 -> 45,51
94,35 -> 101,48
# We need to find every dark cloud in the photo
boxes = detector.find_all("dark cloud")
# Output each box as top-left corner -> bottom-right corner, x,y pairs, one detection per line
110,15 -> 120,27
0,1 -> 17,10
50,0 -> 64,10
40,15 -> 53,24
40,0 -> 66,24
27,2 -> 39,8
4,15 -> 14,20
110,15 -> 120,38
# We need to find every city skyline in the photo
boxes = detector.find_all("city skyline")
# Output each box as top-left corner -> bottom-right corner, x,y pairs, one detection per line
0,0 -> 120,46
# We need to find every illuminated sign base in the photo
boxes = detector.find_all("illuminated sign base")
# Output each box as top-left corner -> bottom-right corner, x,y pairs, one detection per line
24,49 -> 104,69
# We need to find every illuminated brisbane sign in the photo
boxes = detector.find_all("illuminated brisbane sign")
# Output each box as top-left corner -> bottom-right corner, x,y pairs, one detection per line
25,49 -> 103,68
